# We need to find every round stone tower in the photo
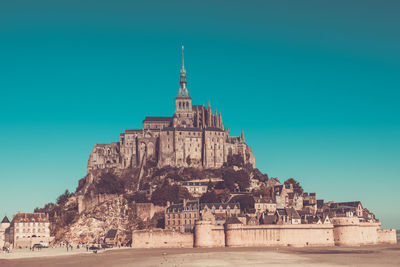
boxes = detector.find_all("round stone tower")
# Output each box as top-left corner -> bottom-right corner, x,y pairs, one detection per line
331,217 -> 361,246
194,220 -> 215,248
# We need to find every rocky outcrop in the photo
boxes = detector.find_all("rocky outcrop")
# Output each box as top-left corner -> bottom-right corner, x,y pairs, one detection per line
57,196 -> 135,245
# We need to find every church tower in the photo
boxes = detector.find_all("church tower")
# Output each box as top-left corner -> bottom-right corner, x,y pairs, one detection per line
174,46 -> 194,127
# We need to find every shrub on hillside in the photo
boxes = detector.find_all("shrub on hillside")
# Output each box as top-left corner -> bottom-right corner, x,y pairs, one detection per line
151,185 -> 192,206
222,168 -> 250,191
96,172 -> 125,194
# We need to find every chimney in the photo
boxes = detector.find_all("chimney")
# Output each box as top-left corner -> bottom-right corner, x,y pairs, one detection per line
166,201 -> 171,207
183,199 -> 187,206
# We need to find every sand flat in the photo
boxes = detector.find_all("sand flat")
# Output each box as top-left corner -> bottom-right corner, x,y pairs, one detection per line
1,245 -> 399,266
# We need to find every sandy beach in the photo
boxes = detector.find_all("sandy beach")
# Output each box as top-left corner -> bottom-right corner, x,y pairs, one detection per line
1,244 -> 400,267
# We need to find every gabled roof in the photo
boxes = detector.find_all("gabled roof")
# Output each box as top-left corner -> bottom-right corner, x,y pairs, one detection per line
1,216 -> 10,223
225,216 -> 243,225
12,213 -> 48,223
285,207 -> 301,220
201,203 -> 240,210
276,208 -> 287,216
254,196 -> 274,204
166,200 -> 199,213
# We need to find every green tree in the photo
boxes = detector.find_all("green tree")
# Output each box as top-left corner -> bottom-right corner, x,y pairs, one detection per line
56,190 -> 71,206
230,195 -> 255,213
284,178 -> 304,194
199,191 -> 219,203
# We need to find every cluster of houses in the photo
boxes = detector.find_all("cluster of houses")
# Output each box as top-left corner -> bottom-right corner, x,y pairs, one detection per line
164,178 -> 377,233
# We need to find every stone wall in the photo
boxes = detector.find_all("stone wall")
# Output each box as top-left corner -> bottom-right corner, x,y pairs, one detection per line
78,194 -> 118,214
377,229 -> 397,244
133,203 -> 165,221
134,218 -> 397,248
225,224 -> 334,247
13,236 -> 53,249
132,229 -> 193,248
359,222 -> 380,245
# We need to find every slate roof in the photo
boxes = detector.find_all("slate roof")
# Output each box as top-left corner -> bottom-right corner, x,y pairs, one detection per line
225,216 -> 243,225
143,116 -> 172,122
12,213 -> 48,223
205,127 -> 224,132
201,203 -> 240,210
254,197 -> 274,203
162,127 -> 203,132
166,200 -> 199,213
1,216 -> 10,223
276,208 -> 287,216
337,201 -> 362,208
176,86 -> 191,99
181,181 -> 207,186
286,207 -> 301,220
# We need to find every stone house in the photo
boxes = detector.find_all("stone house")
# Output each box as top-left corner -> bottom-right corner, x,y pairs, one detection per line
302,192 -> 317,213
10,212 -> 51,248
267,177 -> 280,188
336,201 -> 364,218
165,200 -> 200,233
273,184 -> 294,209
276,208 -> 301,225
200,203 -> 241,225
180,181 -> 208,197
253,196 -> 276,214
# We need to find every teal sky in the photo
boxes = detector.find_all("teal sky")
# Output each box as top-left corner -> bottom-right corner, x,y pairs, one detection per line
0,1 -> 399,229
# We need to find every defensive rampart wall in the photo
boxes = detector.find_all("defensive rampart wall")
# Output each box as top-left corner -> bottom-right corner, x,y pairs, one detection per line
132,229 -> 193,248
377,229 -> 397,244
134,218 -> 397,248
224,224 -> 334,247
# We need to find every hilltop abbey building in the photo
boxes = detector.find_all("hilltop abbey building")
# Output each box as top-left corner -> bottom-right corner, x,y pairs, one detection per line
87,47 -> 255,172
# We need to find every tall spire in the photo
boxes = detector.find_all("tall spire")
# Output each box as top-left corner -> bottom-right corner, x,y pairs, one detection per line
176,45 -> 190,99
181,45 -> 185,71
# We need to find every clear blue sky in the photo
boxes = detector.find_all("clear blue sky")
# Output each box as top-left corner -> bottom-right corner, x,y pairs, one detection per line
0,1 -> 399,229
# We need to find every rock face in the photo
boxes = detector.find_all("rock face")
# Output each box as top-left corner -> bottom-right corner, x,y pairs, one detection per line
60,196 -> 134,245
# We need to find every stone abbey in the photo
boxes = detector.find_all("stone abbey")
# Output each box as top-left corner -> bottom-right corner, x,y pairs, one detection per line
87,47 -> 255,172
